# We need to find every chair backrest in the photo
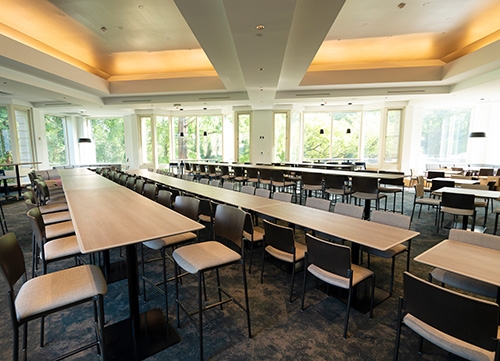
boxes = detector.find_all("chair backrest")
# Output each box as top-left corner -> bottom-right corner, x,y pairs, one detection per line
199,178 -> 209,185
240,185 -> 255,195
478,168 -> 494,176
305,197 -> 330,211
247,167 -> 259,179
0,233 -> 26,293
173,196 -> 200,221
301,172 -> 323,185
233,166 -> 245,178
449,229 -> 500,251
222,182 -> 234,190
305,233 -> 351,278
210,180 -> 221,187
243,212 -> 255,238
135,178 -> 145,194
157,189 -> 173,208
324,174 -> 348,190
255,188 -> 270,198
270,170 -> 285,183
263,220 -> 295,254
126,176 -> 136,190
370,210 -> 410,229
273,192 -> 292,202
351,176 -> 378,194
26,208 -> 46,251
214,204 -> 245,249
430,179 -> 454,191
402,272 -> 499,352
414,183 -> 425,198
441,192 -> 475,210
207,164 -> 217,174
259,168 -> 271,181
378,171 -> 405,186
23,189 -> 37,206
333,203 -> 364,218
427,171 -> 445,179
142,183 -> 157,200
219,165 -> 230,176
119,173 -> 128,186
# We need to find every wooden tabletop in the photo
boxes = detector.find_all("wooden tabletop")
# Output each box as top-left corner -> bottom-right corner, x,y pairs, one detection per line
61,170 -> 204,253
253,202 -> 419,251
414,239 -> 500,287
431,177 -> 480,185
433,186 -> 500,199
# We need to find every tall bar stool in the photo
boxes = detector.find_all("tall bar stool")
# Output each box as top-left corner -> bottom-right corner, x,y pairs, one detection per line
350,176 -> 387,219
300,172 -> 324,205
258,168 -> 272,190
173,204 -> 251,361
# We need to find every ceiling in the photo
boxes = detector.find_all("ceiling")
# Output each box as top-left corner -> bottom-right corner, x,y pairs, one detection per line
1,0 -> 500,116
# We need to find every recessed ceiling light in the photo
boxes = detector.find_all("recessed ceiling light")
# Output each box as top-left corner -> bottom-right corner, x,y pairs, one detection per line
100,26 -> 107,32
397,2 -> 406,9
256,24 -> 265,30
138,5 -> 144,9
258,68 -> 264,71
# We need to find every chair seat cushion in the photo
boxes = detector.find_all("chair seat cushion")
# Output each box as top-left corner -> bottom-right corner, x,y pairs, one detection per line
16,265 -> 107,321
303,185 -> 323,191
173,241 -> 241,274
39,202 -> 69,214
430,268 -> 498,299
403,314 -> 498,361
441,206 -> 475,216
378,186 -> 402,193
243,226 -> 264,242
45,220 -> 75,240
352,192 -> 386,200
265,242 -> 306,263
143,232 -> 197,250
416,198 -> 440,206
44,235 -> 81,261
42,211 -> 71,225
362,244 -> 407,258
308,263 -> 373,289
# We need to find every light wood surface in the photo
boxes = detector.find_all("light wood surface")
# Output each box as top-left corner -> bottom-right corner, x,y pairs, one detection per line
60,170 -> 204,253
433,186 -> 500,199
58,167 -> 96,177
431,177 -> 480,185
133,170 -> 419,251
414,239 -> 500,287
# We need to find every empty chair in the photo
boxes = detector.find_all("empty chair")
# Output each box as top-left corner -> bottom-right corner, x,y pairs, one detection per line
222,181 -> 234,190
141,196 -> 200,316
199,178 -> 209,185
258,168 -> 272,190
246,167 -> 260,187
142,182 -> 158,200
350,176 -> 387,218
378,171 -> 405,213
460,184 -> 490,227
125,175 -> 136,190
206,164 -> 219,179
394,272 -> 499,361
410,183 -> 441,224
437,192 -> 476,233
333,202 -> 364,219
198,198 -> 216,239
135,178 -> 145,194
261,220 -> 306,302
305,197 -> 331,211
429,179 -> 455,197
255,188 -> 270,198
119,173 -> 128,185
233,166 -> 248,188
478,167 -> 494,176
242,212 -> 265,274
210,179 -> 221,187
428,229 -> 499,299
301,233 -> 374,339
0,232 -> 107,361
27,207 -> 81,276
300,172 -> 324,204
324,174 -> 351,203
426,170 -> 445,180
270,170 -> 296,197
157,189 -> 173,208
219,165 -> 234,184
24,189 -> 70,224
173,205 -> 251,361
240,185 -> 255,195
273,191 -> 292,202
361,210 -> 412,295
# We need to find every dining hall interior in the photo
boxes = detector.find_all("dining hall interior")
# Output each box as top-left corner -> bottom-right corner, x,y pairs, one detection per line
1,1 -> 500,360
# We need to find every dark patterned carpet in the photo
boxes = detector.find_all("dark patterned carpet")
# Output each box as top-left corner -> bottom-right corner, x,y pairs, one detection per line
0,188 -> 495,361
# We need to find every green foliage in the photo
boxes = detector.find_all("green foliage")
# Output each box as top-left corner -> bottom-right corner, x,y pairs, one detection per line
45,114 -> 67,166
238,114 -> 250,163
0,106 -> 12,165
90,118 -> 126,163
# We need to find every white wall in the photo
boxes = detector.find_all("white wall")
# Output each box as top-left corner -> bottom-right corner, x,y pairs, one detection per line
251,110 -> 273,164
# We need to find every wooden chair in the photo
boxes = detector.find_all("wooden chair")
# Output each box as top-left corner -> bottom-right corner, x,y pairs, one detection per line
301,233 -> 374,338
437,192 -> 476,233
394,272 -> 499,361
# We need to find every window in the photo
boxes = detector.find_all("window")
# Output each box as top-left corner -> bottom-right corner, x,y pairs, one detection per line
289,112 -> 301,162
421,108 -> 471,163
0,106 -> 12,165
140,116 -> 153,164
198,115 -> 223,161
173,116 -> 197,160
14,107 -> 34,163
303,113 -> 331,160
237,113 -> 250,163
223,113 -> 234,162
273,112 -> 287,162
156,116 -> 170,165
89,117 -> 126,163
45,114 -> 68,166
332,112 -> 360,159
362,110 -> 381,165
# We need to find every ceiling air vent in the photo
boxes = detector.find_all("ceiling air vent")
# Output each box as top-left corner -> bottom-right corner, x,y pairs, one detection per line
295,93 -> 331,97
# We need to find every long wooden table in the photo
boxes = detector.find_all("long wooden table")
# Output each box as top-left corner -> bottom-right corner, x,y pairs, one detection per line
0,161 -> 41,198
414,239 -> 500,304
59,168 -> 204,361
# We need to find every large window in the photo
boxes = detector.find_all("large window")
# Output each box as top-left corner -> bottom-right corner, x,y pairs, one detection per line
303,113 -> 331,160
156,116 -> 170,165
14,107 -> 34,163
289,112 -> 301,162
89,117 -> 126,163
273,112 -> 287,162
198,115 -> 223,161
173,116 -> 197,160
140,116 -> 153,164
0,106 -> 12,165
362,110 -> 381,165
421,108 -> 471,163
237,113 -> 250,163
45,114 -> 68,166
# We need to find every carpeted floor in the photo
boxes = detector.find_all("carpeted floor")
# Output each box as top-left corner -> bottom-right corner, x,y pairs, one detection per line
0,188 -> 496,360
